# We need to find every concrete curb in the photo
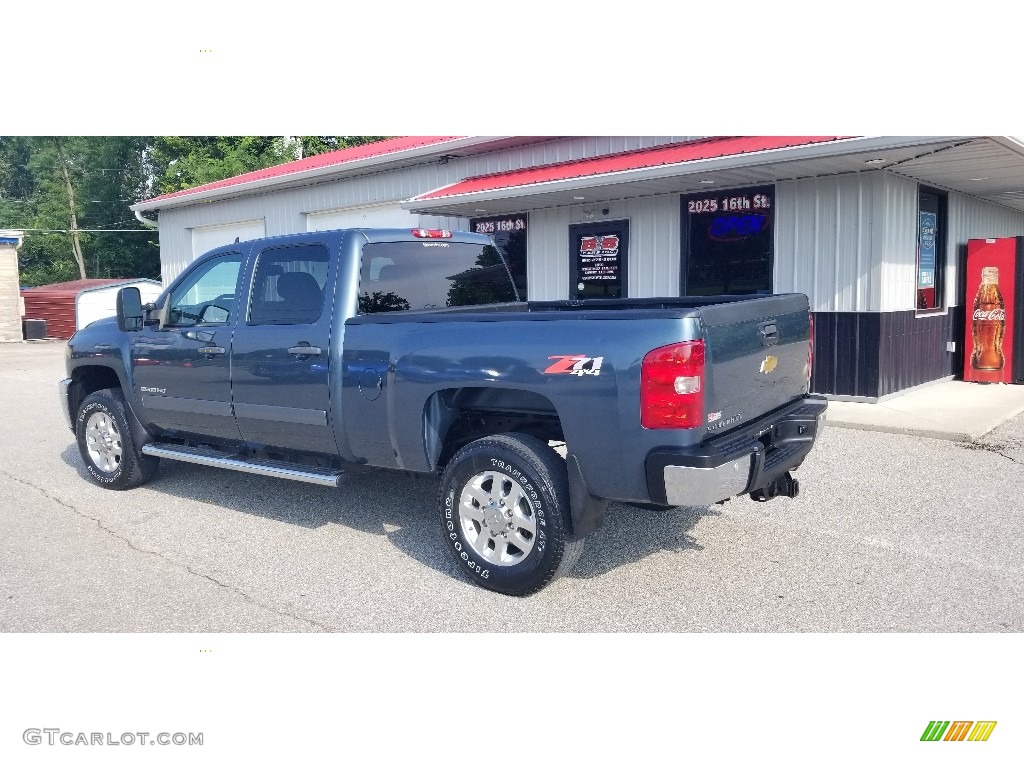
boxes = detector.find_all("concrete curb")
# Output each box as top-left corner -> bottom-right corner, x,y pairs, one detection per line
824,418 -> 981,443
823,387 -> 1024,443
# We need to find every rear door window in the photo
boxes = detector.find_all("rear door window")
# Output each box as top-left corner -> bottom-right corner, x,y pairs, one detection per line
358,241 -> 517,314
248,243 -> 330,325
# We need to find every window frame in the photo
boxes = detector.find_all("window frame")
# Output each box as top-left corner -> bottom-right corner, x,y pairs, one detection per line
162,251 -> 244,329
916,185 -> 948,314
679,185 -> 775,297
245,242 -> 332,327
568,219 -> 630,300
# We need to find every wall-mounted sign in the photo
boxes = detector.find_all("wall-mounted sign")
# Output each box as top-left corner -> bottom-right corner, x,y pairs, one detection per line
569,220 -> 629,299
472,215 -> 527,235
578,234 -> 621,281
918,211 -> 937,289
686,193 -> 772,214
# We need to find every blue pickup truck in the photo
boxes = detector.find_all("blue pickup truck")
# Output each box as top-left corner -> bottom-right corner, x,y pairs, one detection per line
58,228 -> 826,595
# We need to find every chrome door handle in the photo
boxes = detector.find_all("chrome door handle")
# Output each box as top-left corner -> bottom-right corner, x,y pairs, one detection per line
288,345 -> 322,356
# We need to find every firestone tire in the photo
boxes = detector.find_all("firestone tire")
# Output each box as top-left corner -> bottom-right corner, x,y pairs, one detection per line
438,433 -> 583,596
75,388 -> 158,490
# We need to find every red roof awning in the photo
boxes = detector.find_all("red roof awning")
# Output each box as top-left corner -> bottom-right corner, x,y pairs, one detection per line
413,136 -> 846,202
138,136 -> 465,207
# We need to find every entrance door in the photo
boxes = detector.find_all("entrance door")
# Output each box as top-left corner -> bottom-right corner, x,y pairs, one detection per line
230,240 -> 338,456
133,250 -> 245,441
569,220 -> 629,299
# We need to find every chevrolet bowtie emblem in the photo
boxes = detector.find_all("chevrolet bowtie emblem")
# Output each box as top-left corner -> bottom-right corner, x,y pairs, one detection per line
760,355 -> 778,374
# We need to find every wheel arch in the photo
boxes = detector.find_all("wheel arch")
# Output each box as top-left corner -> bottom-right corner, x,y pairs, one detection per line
424,388 -> 607,538
69,365 -> 152,448
68,364 -> 124,420
424,386 -> 563,471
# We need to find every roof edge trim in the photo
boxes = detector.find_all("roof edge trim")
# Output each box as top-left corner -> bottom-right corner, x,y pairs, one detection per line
402,136 -> 972,212
132,136 -> 512,212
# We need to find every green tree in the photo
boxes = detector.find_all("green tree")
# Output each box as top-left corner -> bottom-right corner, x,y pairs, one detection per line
0,137 -> 160,285
149,136 -> 300,193
296,136 -> 388,158
0,136 -> 391,286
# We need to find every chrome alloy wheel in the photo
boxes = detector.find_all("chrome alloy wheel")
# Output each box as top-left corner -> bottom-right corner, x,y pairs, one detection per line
459,469 -> 537,566
85,411 -> 123,473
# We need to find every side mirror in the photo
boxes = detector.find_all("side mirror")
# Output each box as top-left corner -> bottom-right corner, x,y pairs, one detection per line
116,287 -> 144,331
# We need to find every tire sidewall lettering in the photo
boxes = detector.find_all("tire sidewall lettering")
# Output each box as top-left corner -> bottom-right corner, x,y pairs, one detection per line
77,401 -> 124,482
443,443 -> 560,587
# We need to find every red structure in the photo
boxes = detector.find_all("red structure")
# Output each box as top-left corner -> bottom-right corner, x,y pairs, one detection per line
20,279 -> 126,339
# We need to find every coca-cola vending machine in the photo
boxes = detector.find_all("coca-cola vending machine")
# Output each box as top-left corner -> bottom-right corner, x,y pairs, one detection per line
963,237 -> 1024,384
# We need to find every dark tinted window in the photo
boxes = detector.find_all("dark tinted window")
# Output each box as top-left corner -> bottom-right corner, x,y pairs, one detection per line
470,215 -> 528,298
917,188 -> 946,311
683,186 -> 774,296
358,241 -> 517,314
248,243 -> 329,325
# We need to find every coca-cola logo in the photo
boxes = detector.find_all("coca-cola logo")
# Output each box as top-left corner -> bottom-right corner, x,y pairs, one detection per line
973,308 -> 1006,322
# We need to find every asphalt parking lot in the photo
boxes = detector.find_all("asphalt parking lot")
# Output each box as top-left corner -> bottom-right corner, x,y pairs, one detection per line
1,341 -> 1022,632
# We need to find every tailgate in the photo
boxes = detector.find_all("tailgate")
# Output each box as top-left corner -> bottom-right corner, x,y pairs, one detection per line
698,294 -> 811,432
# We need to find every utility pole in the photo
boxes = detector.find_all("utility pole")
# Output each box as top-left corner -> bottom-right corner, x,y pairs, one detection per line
53,138 -> 88,279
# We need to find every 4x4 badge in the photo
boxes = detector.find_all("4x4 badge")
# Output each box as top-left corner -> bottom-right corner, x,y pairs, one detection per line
544,355 -> 604,376
760,355 -> 778,374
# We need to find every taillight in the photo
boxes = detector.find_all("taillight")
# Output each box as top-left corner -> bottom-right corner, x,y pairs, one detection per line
411,229 -> 452,238
641,340 -> 705,429
805,313 -> 815,386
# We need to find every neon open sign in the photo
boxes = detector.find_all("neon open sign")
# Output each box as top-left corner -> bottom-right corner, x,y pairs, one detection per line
709,213 -> 770,241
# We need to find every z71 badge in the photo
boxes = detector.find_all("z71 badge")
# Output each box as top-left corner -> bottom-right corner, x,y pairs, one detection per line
544,355 -> 604,376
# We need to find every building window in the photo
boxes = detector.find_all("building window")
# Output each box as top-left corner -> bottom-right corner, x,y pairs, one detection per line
681,185 -> 774,296
470,214 -> 528,299
917,187 -> 947,311
569,220 -> 629,299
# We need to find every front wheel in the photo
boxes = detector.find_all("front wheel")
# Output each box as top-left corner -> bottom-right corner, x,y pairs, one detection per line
438,433 -> 583,596
75,388 -> 158,490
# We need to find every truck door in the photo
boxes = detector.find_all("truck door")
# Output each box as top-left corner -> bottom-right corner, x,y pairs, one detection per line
132,250 -> 245,441
230,240 -> 338,456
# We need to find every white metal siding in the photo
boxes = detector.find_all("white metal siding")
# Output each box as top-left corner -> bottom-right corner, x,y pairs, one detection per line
564,198 -> 680,298
156,137 -> 700,280
526,208 -> 571,301
877,174 -> 920,312
307,203 -> 417,231
776,172 -> 1024,313
946,190 -> 1024,307
775,173 -> 884,313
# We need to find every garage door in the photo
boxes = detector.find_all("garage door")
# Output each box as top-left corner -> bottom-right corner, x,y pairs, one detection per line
191,220 -> 266,260
307,203 -> 417,232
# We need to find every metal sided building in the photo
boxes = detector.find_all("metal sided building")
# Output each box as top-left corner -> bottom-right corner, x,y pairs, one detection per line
131,135 -> 1024,401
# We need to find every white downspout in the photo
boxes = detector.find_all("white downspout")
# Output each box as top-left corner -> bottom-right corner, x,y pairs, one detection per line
134,209 -> 158,228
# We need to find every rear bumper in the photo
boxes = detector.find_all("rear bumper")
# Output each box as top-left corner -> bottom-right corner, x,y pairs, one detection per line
58,378 -> 73,432
646,397 -> 827,506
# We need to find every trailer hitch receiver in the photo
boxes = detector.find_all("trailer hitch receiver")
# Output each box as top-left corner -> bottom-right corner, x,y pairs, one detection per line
750,471 -> 800,503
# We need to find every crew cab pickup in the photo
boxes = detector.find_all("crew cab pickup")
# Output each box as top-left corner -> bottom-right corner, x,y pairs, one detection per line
58,228 -> 826,595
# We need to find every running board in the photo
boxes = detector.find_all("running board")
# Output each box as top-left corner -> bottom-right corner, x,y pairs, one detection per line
141,443 -> 345,487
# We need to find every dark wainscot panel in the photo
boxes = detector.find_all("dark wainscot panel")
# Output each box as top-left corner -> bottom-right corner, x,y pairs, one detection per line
811,310 -> 960,399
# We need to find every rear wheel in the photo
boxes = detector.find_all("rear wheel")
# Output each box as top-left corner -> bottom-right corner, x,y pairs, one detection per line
439,433 -> 583,596
75,388 -> 158,490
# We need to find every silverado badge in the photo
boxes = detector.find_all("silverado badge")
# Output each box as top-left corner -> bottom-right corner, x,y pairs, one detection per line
760,355 -> 778,375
